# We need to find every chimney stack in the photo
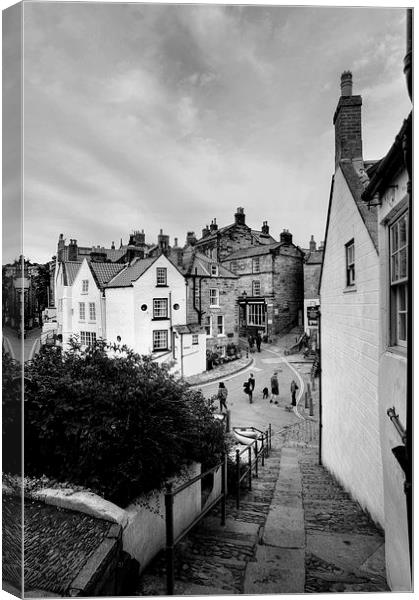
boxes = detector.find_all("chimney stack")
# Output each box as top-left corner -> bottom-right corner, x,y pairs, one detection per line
333,71 -> 363,171
186,231 -> 197,247
279,229 -> 292,245
261,221 -> 270,235
234,207 -> 246,226
210,218 -> 218,232
309,235 -> 317,252
158,229 -> 170,254
68,239 -> 78,261
202,225 -> 210,238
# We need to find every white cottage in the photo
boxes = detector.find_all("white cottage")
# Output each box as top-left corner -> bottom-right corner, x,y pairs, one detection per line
319,72 -> 384,526
105,254 -> 206,377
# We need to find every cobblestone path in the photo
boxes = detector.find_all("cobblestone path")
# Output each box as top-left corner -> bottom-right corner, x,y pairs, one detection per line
300,447 -> 389,593
137,448 -> 283,596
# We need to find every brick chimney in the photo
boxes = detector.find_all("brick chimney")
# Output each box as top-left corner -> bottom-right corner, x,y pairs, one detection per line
209,218 -> 218,232
261,221 -> 270,236
202,225 -> 210,238
68,239 -> 78,261
279,229 -> 292,244
309,235 -> 317,252
57,233 -> 65,262
234,207 -> 245,226
158,229 -> 170,254
186,231 -> 197,247
111,241 -> 115,250
333,71 -> 363,171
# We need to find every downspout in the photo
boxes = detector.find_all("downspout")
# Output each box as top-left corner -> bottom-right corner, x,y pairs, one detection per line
318,309 -> 323,466
180,332 -> 184,378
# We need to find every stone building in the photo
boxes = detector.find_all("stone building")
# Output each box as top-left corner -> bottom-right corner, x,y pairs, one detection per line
192,208 -> 304,337
303,236 -> 324,344
178,248 -> 239,359
320,72 -> 383,526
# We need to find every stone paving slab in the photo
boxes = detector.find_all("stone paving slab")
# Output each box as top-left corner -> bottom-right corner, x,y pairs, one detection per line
196,517 -> 260,539
244,545 -> 305,594
179,583 -> 238,595
263,505 -> 305,548
306,531 -> 385,575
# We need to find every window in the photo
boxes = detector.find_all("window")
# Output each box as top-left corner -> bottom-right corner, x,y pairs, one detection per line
89,302 -> 96,321
205,315 -> 211,336
156,267 -> 167,286
247,304 -> 265,326
390,212 -> 408,346
153,329 -> 168,351
80,331 -> 96,346
153,298 -> 168,319
82,280 -> 89,293
230,261 -> 238,273
217,315 -> 224,335
211,264 -> 218,276
252,258 -> 260,273
252,281 -> 261,296
194,286 -> 200,306
345,240 -> 355,286
209,288 -> 219,306
192,333 -> 199,345
79,302 -> 85,320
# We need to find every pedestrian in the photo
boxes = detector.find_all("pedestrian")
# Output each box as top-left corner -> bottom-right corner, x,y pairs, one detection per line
217,381 -> 228,412
270,371 -> 279,404
248,334 -> 255,353
248,373 -> 255,403
243,380 -> 251,402
256,332 -> 262,352
262,386 -> 269,400
290,379 -> 299,407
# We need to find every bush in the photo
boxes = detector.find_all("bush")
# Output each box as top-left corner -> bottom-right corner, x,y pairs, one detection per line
2,352 -> 22,475
4,341 -> 226,507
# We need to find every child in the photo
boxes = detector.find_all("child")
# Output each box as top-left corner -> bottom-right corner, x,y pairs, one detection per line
262,386 -> 269,400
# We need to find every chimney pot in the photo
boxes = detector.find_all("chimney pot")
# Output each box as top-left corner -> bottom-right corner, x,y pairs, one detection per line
341,71 -> 353,96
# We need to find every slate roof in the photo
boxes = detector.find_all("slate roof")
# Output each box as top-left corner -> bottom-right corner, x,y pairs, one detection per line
105,257 -> 158,287
195,223 -> 277,246
222,242 -> 283,261
305,249 -> 324,265
251,230 -> 277,244
173,323 -> 205,334
339,161 -> 379,252
3,495 -> 112,596
183,250 -> 237,278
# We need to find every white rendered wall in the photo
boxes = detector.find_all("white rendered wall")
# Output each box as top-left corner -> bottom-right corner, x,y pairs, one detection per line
377,170 -> 410,590
70,260 -> 104,347
320,167 -> 384,526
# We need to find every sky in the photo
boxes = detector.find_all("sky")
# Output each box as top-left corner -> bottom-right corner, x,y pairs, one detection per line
2,1 -> 412,264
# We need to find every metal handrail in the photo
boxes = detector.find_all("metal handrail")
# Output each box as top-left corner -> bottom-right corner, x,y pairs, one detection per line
165,454 -> 227,595
387,407 -> 407,444
234,425 -> 272,509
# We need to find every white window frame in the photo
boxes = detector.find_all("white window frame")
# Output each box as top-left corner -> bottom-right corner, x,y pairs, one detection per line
192,333 -> 199,345
79,302 -> 85,321
89,302 -> 96,321
217,315 -> 224,336
156,267 -> 167,286
345,240 -> 355,286
389,211 -> 408,347
153,298 -> 168,319
80,331 -> 96,346
82,279 -> 89,293
194,285 -> 200,306
252,257 -> 260,273
247,304 -> 265,327
209,288 -> 219,307
153,329 -> 168,351
252,280 -> 261,296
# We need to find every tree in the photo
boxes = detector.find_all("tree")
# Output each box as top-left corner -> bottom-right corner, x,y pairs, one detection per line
6,340 -> 226,506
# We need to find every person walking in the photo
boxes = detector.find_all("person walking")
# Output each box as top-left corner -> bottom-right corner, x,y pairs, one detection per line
248,373 -> 255,403
290,379 -> 299,407
256,332 -> 262,353
270,371 -> 279,404
248,334 -> 255,353
217,381 -> 228,412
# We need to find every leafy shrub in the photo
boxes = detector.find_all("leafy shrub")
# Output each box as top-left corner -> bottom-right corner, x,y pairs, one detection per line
2,351 -> 22,475
4,341 -> 226,507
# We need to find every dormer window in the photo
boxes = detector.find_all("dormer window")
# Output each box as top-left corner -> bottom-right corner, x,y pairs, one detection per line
82,280 -> 89,293
211,264 -> 218,276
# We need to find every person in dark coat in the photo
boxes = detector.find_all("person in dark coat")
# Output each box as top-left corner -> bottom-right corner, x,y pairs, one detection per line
247,373 -> 255,403
217,381 -> 228,412
270,371 -> 279,404
290,380 -> 299,407
256,332 -> 262,352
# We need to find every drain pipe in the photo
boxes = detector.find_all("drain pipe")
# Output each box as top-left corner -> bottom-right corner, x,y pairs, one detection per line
318,308 -> 323,466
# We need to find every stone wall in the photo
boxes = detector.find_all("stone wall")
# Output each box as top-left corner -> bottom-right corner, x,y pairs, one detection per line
304,263 -> 322,299
196,224 -> 254,262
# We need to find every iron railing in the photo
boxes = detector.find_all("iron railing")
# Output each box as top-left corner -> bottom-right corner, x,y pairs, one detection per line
233,425 -> 272,509
164,454 -> 227,595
